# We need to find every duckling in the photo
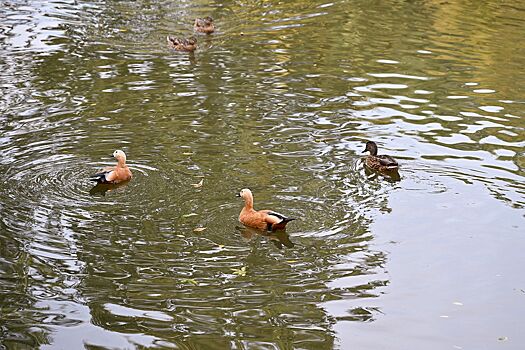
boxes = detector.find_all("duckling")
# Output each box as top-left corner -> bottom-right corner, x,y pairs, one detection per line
89,150 -> 132,184
362,141 -> 399,171
237,188 -> 295,231
194,16 -> 214,34
166,36 -> 197,52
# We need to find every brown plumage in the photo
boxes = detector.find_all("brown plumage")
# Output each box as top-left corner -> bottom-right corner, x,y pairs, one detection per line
362,141 -> 399,171
194,16 -> 214,34
166,36 -> 197,52
89,150 -> 132,184
237,188 -> 295,231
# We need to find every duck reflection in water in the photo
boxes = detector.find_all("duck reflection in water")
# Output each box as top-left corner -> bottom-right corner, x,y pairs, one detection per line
364,165 -> 401,182
237,226 -> 295,249
89,180 -> 130,196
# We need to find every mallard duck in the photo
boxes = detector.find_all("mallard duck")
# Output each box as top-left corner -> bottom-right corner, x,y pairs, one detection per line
237,188 -> 295,231
194,16 -> 214,34
166,36 -> 197,52
89,150 -> 132,184
362,141 -> 399,171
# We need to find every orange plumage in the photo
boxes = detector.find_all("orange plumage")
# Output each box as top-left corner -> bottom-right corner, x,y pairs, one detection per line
89,150 -> 132,184
237,188 -> 295,231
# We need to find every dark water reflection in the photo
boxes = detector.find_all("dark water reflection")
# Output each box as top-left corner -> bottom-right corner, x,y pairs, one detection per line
1,0 -> 524,349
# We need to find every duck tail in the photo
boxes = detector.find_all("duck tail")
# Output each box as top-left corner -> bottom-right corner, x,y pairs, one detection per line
282,217 -> 296,224
89,172 -> 108,183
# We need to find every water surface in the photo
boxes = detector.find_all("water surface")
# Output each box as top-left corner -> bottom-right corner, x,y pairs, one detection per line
1,0 -> 524,349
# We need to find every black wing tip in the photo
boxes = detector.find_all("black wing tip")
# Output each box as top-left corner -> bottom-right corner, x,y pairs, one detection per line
268,211 -> 297,223
89,172 -> 109,183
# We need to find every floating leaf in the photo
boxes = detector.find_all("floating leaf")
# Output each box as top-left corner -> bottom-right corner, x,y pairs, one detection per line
232,266 -> 247,277
182,152 -> 193,156
218,244 -> 225,249
286,260 -> 299,263
183,213 -> 198,218
191,179 -> 203,188
180,278 -> 198,286
176,234 -> 185,238
194,227 -> 207,232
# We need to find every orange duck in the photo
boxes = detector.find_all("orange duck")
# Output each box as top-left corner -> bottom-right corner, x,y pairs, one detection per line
89,150 -> 132,184
237,188 -> 295,231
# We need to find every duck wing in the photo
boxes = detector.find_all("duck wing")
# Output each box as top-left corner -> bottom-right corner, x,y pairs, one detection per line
267,211 -> 295,224
89,170 -> 113,183
377,155 -> 398,167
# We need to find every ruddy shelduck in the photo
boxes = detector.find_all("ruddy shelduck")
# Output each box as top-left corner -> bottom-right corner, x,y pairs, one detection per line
194,16 -> 215,34
237,188 -> 295,231
89,150 -> 132,184
362,141 -> 399,171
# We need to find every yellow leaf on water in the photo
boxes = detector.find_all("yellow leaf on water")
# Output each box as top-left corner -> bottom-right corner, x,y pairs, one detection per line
182,152 -> 193,156
286,260 -> 299,263
180,278 -> 198,286
218,245 -> 225,249
176,234 -> 185,238
232,266 -> 247,276
183,213 -> 198,218
194,227 -> 207,232
191,179 -> 203,188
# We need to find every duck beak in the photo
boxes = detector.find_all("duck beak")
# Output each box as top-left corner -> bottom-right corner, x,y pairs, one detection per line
362,149 -> 367,153
235,193 -> 241,197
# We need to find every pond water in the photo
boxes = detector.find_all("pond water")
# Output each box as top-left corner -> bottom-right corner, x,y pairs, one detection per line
1,0 -> 524,349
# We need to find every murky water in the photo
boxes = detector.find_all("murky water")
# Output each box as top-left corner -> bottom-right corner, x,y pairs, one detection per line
1,0 -> 524,349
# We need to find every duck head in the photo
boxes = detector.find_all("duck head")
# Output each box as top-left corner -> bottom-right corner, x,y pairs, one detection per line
362,141 -> 378,156
237,188 -> 253,200
113,150 -> 127,164
237,188 -> 255,207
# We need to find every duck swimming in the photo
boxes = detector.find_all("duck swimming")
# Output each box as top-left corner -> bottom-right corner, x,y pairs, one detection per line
89,150 -> 132,184
166,36 -> 197,52
237,188 -> 295,231
194,16 -> 214,34
362,141 -> 399,171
